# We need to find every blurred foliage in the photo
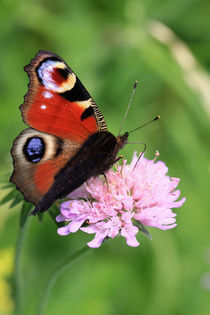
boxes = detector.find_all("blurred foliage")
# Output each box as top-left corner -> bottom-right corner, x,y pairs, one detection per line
0,0 -> 209,314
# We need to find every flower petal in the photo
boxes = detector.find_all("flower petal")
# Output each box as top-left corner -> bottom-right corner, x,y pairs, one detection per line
68,218 -> 86,233
87,230 -> 109,248
121,224 -> 139,247
67,184 -> 90,199
57,225 -> 70,236
56,214 -> 66,222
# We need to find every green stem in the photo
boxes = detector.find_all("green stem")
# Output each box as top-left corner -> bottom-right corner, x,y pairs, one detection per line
14,213 -> 31,315
38,246 -> 92,315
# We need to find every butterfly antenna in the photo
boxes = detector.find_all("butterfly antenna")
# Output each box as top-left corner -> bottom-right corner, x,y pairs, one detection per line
118,81 -> 138,135
128,115 -> 160,134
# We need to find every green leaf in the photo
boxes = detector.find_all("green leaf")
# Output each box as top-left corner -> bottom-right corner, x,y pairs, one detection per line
1,183 -> 14,189
19,202 -> 33,228
9,195 -> 24,209
0,174 -> 25,208
0,189 -> 15,206
37,211 -> 43,223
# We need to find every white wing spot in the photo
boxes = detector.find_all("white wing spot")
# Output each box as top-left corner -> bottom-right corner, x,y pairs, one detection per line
41,104 -> 47,110
43,91 -> 53,99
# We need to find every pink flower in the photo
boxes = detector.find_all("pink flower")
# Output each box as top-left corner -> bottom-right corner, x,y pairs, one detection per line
56,152 -> 186,248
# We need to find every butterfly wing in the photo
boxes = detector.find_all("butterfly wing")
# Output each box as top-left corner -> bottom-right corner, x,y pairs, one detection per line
10,128 -> 81,204
11,50 -> 107,206
21,50 -> 107,143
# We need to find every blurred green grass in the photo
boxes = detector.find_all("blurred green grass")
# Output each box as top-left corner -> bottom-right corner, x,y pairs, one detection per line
0,0 -> 209,314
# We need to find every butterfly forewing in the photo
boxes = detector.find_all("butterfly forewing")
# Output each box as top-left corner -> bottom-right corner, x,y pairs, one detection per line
21,50 -> 107,143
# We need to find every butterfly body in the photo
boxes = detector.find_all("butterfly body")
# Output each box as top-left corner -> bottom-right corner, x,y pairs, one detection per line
10,51 -> 128,214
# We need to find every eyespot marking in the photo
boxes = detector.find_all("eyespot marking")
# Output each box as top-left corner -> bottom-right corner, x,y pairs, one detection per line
23,137 -> 45,163
36,59 -> 76,93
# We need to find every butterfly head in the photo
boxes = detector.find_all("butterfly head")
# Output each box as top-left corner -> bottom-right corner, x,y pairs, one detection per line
116,131 -> 129,150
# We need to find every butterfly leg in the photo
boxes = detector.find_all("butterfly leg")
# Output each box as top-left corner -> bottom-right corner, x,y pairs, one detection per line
103,173 -> 109,188
114,154 -> 123,164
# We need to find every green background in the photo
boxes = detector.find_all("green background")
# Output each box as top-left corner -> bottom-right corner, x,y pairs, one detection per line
0,0 -> 209,314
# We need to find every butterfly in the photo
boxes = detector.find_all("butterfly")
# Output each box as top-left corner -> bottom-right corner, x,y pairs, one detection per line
10,50 -> 129,215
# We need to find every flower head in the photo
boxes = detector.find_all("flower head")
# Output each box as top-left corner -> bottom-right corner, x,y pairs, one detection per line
56,152 -> 186,248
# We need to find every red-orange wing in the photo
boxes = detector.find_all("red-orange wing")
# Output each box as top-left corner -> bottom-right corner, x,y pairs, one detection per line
20,50 -> 107,143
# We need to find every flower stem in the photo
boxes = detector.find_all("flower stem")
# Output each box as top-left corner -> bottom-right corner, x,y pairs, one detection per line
14,214 -> 31,315
38,246 -> 92,315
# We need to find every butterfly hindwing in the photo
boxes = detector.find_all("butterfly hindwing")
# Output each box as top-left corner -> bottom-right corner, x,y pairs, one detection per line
10,128 -> 81,204
21,50 -> 107,143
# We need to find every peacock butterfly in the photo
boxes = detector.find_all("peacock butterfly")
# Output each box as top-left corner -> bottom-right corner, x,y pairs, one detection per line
10,50 -> 129,215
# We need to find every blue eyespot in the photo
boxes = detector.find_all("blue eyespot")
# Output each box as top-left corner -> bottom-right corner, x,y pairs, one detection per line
23,137 -> 45,163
